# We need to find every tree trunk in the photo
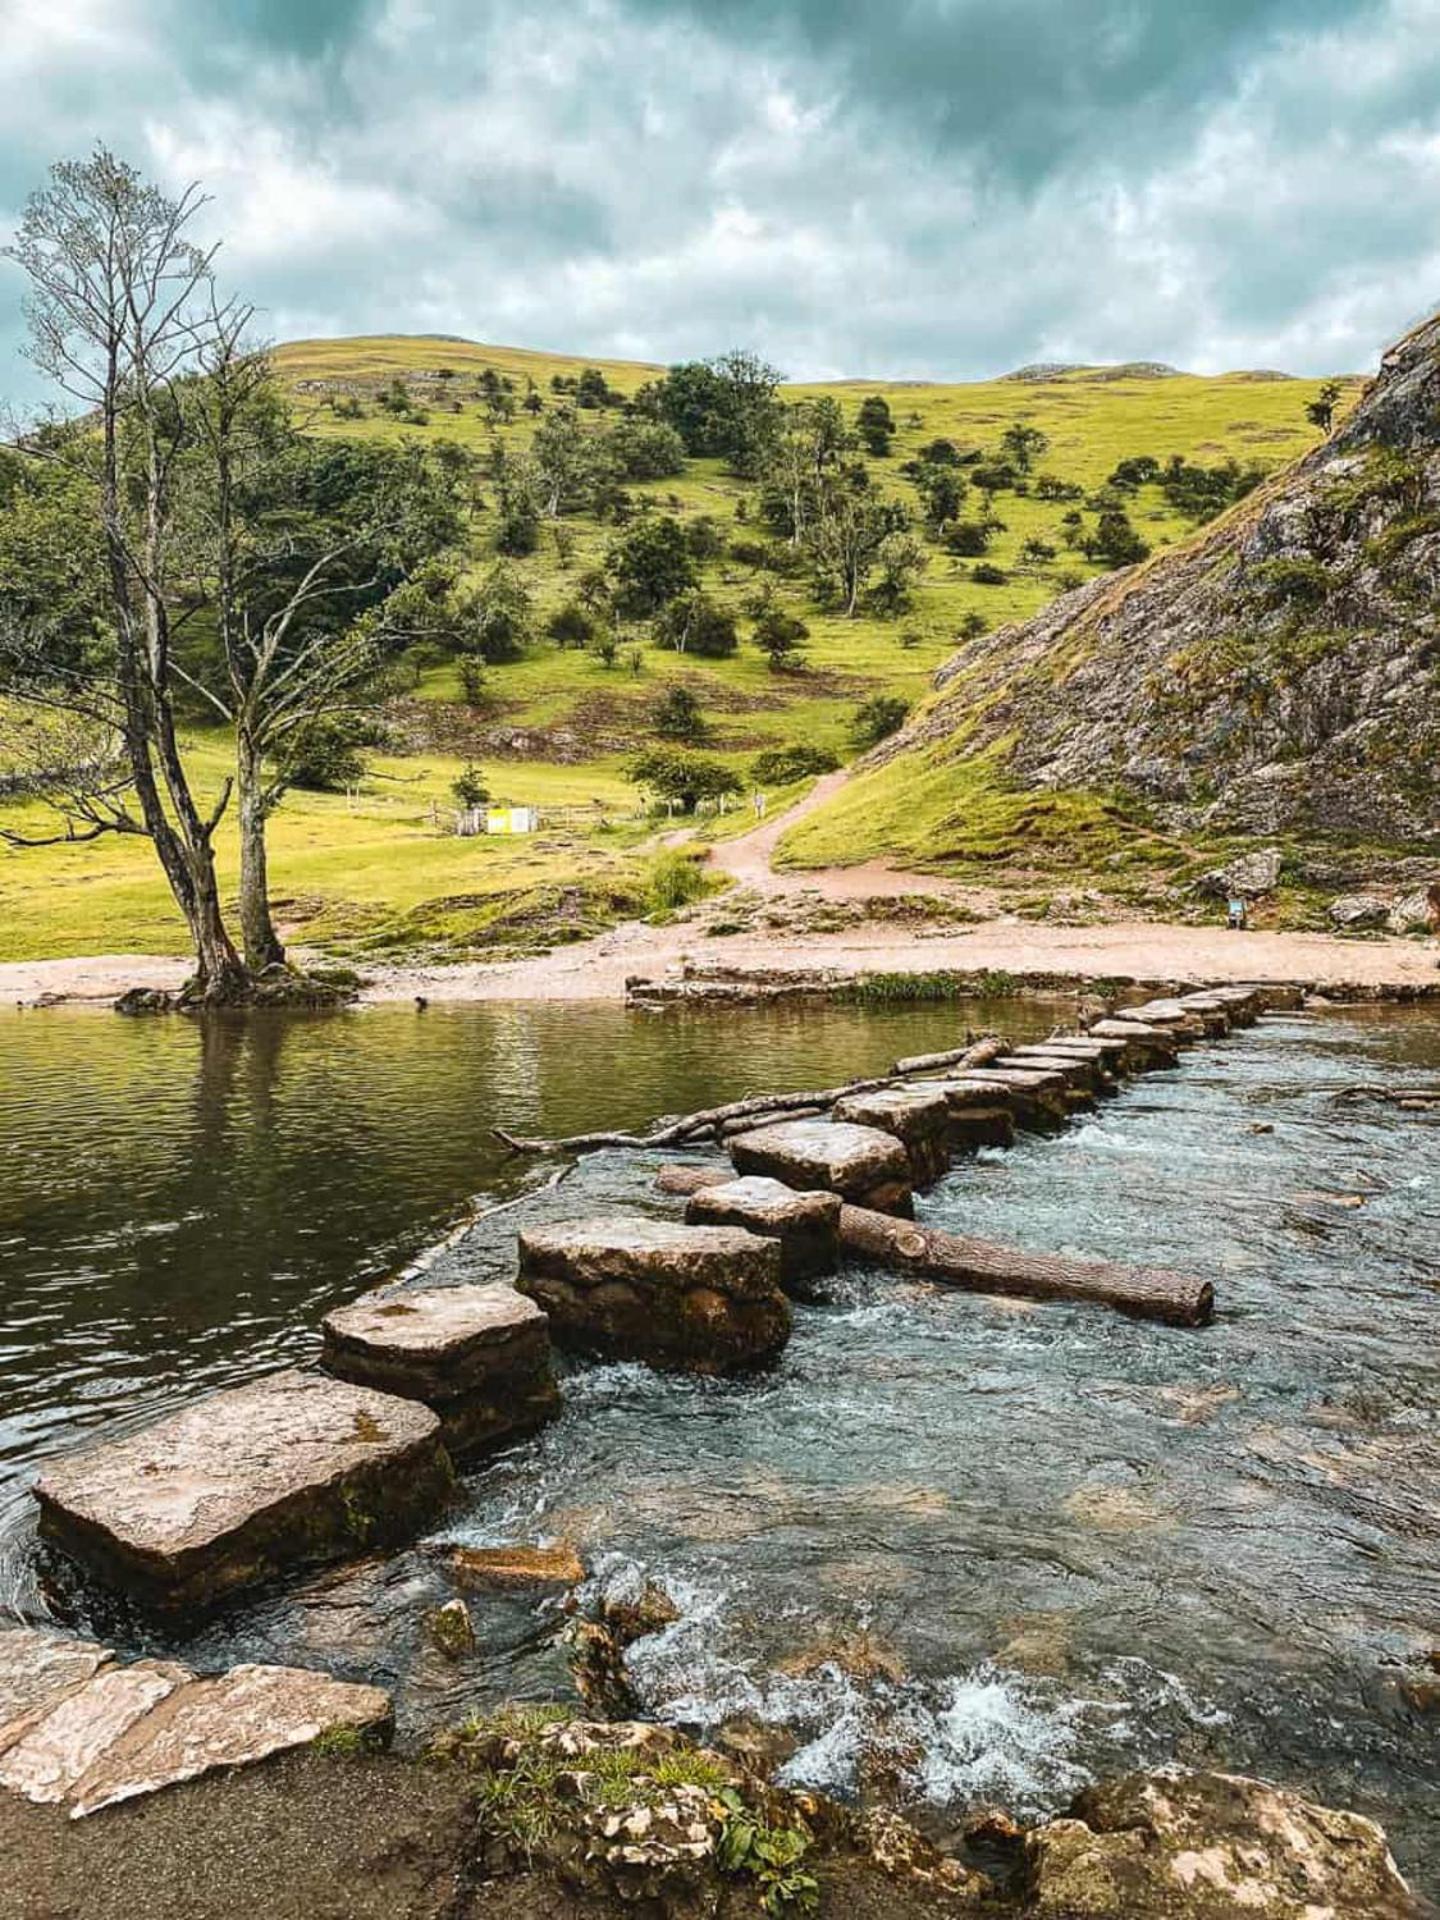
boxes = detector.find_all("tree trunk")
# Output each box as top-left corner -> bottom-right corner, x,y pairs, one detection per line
237,732 -> 285,972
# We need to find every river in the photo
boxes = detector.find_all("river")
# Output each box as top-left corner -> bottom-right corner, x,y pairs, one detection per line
1,998 -> 1437,1887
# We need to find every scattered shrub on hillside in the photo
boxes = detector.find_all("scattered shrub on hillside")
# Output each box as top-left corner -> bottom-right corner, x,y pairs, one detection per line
1033,472 -> 1083,501
458,654 -> 490,708
958,610 -> 989,641
1306,379 -> 1344,432
971,460 -> 1021,497
277,717 -> 376,792
753,599 -> 810,670
916,437 -> 964,467
606,417 -> 687,480
546,601 -> 596,650
641,351 -> 783,477
608,514 -> 698,617
652,590 -> 739,658
653,683 -> 711,743
972,561 -> 1009,585
493,454 -> 542,556
911,460 -> 967,532
857,394 -> 896,457
1248,556 -> 1334,608
729,537 -> 792,572
644,848 -> 716,913
452,762 -> 490,809
850,694 -> 911,748
684,515 -> 727,562
551,522 -> 577,569
1082,508 -> 1149,569
752,744 -> 838,784
1000,422 -> 1049,471
629,747 -> 743,813
1108,454 -> 1161,490
1158,454 -> 1266,522
468,562 -> 535,662
942,520 -> 993,557
332,394 -> 365,420
1019,536 -> 1058,566
576,366 -> 622,409
869,532 -> 927,616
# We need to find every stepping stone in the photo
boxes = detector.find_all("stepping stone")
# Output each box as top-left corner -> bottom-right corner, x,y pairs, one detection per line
940,1068 -> 1073,1128
729,1118 -> 913,1215
883,1081 -> 1020,1151
66,1663 -> 393,1818
516,1216 -> 791,1372
831,1088 -> 952,1187
0,1628 -> 113,1755
1113,1000 -> 1206,1038
0,1658 -> 191,1805
322,1283 -> 559,1459
1087,1020 -> 1182,1066
684,1176 -> 841,1292
34,1370 -> 454,1610
996,1050 -> 1109,1095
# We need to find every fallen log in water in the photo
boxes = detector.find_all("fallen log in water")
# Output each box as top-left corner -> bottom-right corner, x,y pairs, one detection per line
1331,1084 -> 1440,1111
891,1036 -> 1007,1077
495,1040 -> 1007,1156
653,1170 -> 1215,1326
836,1206 -> 1215,1327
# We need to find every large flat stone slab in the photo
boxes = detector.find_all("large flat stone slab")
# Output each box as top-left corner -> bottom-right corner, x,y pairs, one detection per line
517,1215 -> 790,1372
66,1663 -> 393,1818
322,1284 -> 558,1458
34,1369 -> 453,1609
896,1083 -> 1019,1151
831,1088 -> 952,1186
684,1176 -> 841,1293
729,1119 -> 914,1215
0,1657 -> 191,1804
0,1628 -> 113,1755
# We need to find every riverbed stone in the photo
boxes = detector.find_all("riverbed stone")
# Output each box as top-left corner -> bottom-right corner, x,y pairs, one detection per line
0,1658 -> 192,1805
0,1628 -> 114,1754
1022,1768 -> 1416,1919
1087,1019 -> 1183,1066
832,1087 -> 952,1186
34,1369 -> 453,1609
66,1663 -> 394,1818
729,1118 -> 914,1215
900,1083 -> 1020,1151
321,1283 -> 558,1459
516,1216 -> 791,1372
685,1176 -> 841,1292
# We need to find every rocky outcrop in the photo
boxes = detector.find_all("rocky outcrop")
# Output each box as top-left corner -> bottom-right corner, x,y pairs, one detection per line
729,1117 -> 915,1215
1020,1769 -> 1417,1918
867,309 -> 1440,852
321,1283 -> 558,1458
34,1370 -> 454,1609
516,1216 -> 792,1372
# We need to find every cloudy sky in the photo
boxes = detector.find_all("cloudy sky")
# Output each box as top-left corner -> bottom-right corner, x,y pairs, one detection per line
3,0 -> 1439,399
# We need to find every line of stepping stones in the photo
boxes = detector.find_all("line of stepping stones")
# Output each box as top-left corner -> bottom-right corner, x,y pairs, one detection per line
14,982 -> 1290,1816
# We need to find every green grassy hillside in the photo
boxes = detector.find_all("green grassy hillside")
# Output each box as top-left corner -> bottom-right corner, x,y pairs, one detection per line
0,334 -> 1355,959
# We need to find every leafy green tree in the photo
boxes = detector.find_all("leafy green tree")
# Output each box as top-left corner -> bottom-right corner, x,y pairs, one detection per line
752,599 -> 810,670
1306,379 -> 1343,432
466,562 -> 534,662
648,351 -> 783,476
606,417 -> 687,480
1083,507 -> 1150,567
452,762 -> 490,808
546,601 -> 596,649
912,460 -> 967,532
491,446 -> 543,554
629,746 -> 742,812
751,743 -> 838,783
608,514 -> 698,617
804,468 -> 910,616
857,394 -> 895,457
941,520 -> 993,557
652,590 -> 738,657
869,531 -> 927,616
1000,422 -> 1049,471
532,407 -> 612,517
575,366 -> 618,409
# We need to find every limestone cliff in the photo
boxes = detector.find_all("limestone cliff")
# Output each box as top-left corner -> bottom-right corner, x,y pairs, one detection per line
880,310 -> 1440,851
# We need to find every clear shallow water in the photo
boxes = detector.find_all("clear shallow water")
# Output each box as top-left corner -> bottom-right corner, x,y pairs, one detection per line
2,999 -> 1438,1887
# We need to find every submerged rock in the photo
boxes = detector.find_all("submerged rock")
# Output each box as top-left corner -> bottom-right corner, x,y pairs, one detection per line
516,1215 -> 791,1372
729,1117 -> 914,1215
1021,1769 -> 1417,1918
34,1369 -> 453,1609
321,1282 -> 559,1458
448,1541 -> 586,1593
684,1175 -> 841,1293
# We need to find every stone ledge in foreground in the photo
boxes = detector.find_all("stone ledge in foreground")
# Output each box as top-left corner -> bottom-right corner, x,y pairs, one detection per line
516,1215 -> 791,1372
0,1629 -> 392,1819
34,1369 -> 453,1609
321,1283 -> 559,1458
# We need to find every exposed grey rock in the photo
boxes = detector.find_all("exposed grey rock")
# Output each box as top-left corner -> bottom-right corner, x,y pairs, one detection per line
1021,1768 -> 1417,1918
1329,892 -> 1391,929
729,1118 -> 914,1215
516,1216 -> 791,1372
1388,884 -> 1440,932
1199,846 -> 1283,897
322,1283 -> 558,1458
868,310 -> 1440,852
831,1087 -> 952,1186
34,1369 -> 453,1609
684,1176 -> 841,1293
0,1659 -> 191,1804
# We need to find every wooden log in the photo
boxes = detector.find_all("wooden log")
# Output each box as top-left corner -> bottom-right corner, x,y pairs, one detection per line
836,1207 -> 1214,1328
891,1036 -> 1008,1077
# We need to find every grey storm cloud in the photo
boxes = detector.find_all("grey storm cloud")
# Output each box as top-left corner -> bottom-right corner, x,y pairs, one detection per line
3,0 -> 1439,409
